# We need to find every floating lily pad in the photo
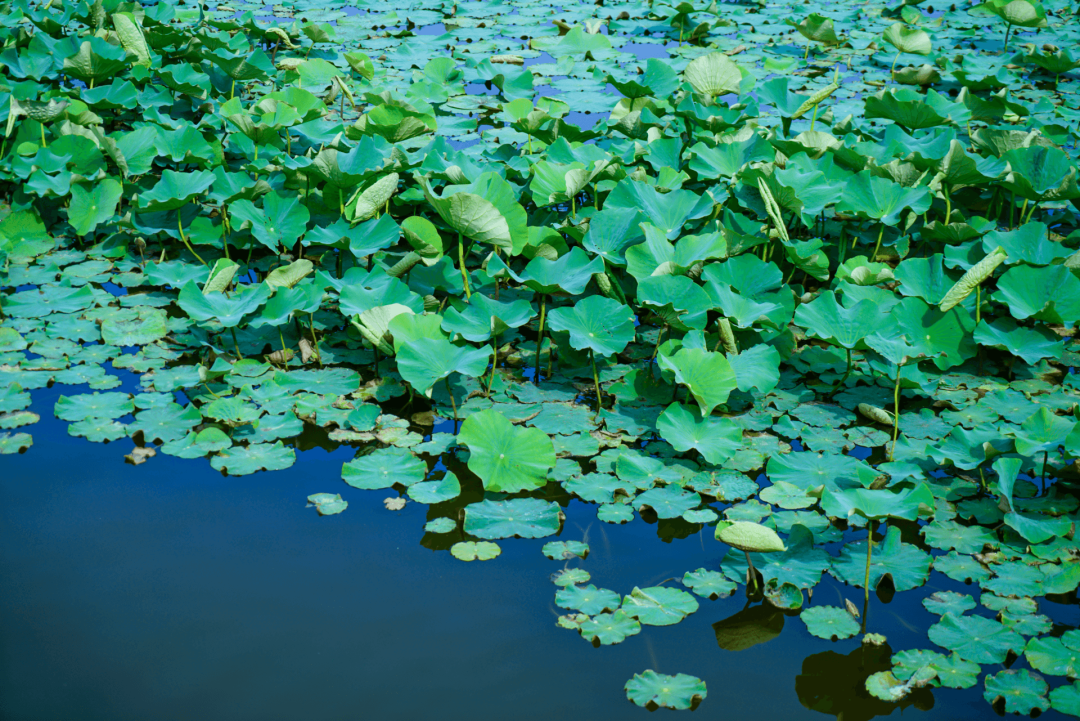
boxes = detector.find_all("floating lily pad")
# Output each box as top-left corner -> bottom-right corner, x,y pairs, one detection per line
307,493 -> 347,516
542,540 -> 589,560
579,610 -> 641,646
682,569 -> 737,600
464,498 -> 563,540
424,518 -> 457,534
621,586 -> 699,627
928,613 -> 1024,664
450,541 -> 501,561
1025,631 -> 1080,678
552,568 -> 591,587
0,432 -> 32,454
983,669 -> 1050,715
407,472 -> 462,504
342,446 -> 426,489
624,670 -> 706,711
210,441 -> 295,476
801,606 -> 860,641
556,584 -> 621,615
922,591 -> 976,616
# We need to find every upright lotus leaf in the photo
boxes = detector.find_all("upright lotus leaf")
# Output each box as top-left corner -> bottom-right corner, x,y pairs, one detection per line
830,525 -> 931,592
491,246 -> 604,296
134,170 -> 215,212
1001,146 -> 1079,202
458,409 -> 555,492
928,613 -> 1024,664
251,281 -> 323,329
982,223 -> 1069,266
882,23 -> 932,56
864,88 -> 952,132
345,173 -> 399,224
624,670 -> 706,711
68,179 -> 122,236
396,335 -> 491,397
625,224 -> 725,279
993,457 -> 1073,543
716,520 -> 786,590
204,259 -> 240,295
265,259 -> 314,290
888,296 -> 977,370
205,47 -> 274,83
63,37 -> 131,83
1012,407 -> 1075,458
112,12 -> 151,67
547,295 -> 634,357
442,294 -> 535,342
177,281 -> 272,328
464,497 -> 562,539
796,14 -> 840,46
977,0 -> 1048,49
421,172 -> 528,254
581,207 -> 645,266
637,276 -> 714,331
894,254 -> 959,305
995,265 -> 1080,324
230,192 -> 310,252
684,52 -> 742,101
838,171 -> 932,227
604,180 -> 713,240
795,291 -> 877,349
656,402 -> 742,464
662,347 -> 737,417
688,135 -> 775,181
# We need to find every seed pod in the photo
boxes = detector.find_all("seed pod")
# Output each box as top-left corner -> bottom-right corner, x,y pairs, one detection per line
791,81 -> 839,119
938,246 -> 1007,312
857,403 -> 894,424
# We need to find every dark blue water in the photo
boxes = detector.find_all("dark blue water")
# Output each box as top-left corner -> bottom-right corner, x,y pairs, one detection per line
3,382 -> 1071,719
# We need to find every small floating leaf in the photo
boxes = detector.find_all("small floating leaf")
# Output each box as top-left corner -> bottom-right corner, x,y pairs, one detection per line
801,606 -> 860,641
450,541 -> 501,561
624,670 -> 707,711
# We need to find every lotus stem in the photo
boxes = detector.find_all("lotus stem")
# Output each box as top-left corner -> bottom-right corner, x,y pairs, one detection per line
976,285 -> 981,325
1004,24 -> 1012,52
1042,450 -> 1049,490
279,328 -> 288,360
652,324 -> 667,362
590,349 -> 601,417
871,223 -> 885,261
487,331 -> 498,397
458,232 -> 471,299
864,519 -> 874,605
944,185 -> 952,225
889,366 -> 902,462
40,124 -> 46,148
535,294 -> 546,384
571,193 -> 576,218
890,51 -> 899,76
231,327 -> 243,360
445,376 -> 458,423
177,209 -> 207,266
308,312 -> 322,367
1026,201 -> 1039,225
744,550 -> 758,591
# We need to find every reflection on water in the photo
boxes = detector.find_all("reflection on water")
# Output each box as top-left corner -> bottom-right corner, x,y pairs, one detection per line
796,645 -> 935,721
713,603 -> 787,652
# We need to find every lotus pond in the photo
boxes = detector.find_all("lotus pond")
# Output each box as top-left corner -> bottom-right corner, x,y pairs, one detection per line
2,0 -> 1080,716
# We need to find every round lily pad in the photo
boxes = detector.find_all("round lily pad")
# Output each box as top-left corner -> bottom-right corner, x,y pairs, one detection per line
55,391 -> 134,421
983,669 -> 1049,715
552,568 -> 591,587
801,605 -> 860,641
1025,631 -> 1080,678
407,471 -> 462,504
342,446 -> 426,489
307,493 -> 347,516
555,584 -> 621,615
542,540 -> 589,560
464,498 -> 563,540
682,569 -> 737,600
0,431 -> 32,454
424,518 -> 457,534
1050,681 -> 1080,717
624,670 -> 706,711
597,502 -> 634,524
922,591 -> 976,616
450,541 -> 501,561
579,610 -> 641,646
68,418 -> 128,443
634,486 -> 701,519
927,613 -> 1024,664
211,441 -> 296,476
621,586 -> 699,626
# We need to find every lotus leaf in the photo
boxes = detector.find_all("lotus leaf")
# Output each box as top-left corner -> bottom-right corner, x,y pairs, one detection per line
556,584 -> 621,615
802,606 -> 860,641
464,498 -> 562,540
579,610 -> 641,646
450,541 -> 501,562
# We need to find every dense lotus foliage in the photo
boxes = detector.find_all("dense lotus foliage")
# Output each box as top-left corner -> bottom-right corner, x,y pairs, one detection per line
1,0 -> 1080,713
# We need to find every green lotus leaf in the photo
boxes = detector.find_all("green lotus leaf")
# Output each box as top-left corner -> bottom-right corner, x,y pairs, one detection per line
974,318 -> 1062,364
556,584 -> 621,615
464,497 -> 562,540
307,493 -> 347,516
68,179 -> 122,236
101,308 -> 167,347
633,486 -> 702,519
210,441 -> 295,476
661,347 -> 737,417
682,569 -> 737,600
5,286 -> 96,318
0,411 -> 39,429
996,264 -> 1080,324
626,224 -> 725,279
922,591 -> 977,616
396,336 -> 491,397
795,291 -> 876,349
491,246 -> 605,296
684,51 -> 741,99
160,427 -> 233,459
458,409 -> 554,492
424,518 -> 457,534
564,473 -> 633,504
450,541 -> 501,561
802,606 -> 860,641
984,669 -> 1050,715
863,88 -> 952,132
838,170 -> 932,225
1025,631 -> 1080,678
127,402 -> 201,444
882,23 -> 931,55
821,483 -> 935,522
1050,681 -> 1080,716
894,649 -> 980,689
406,471 -> 461,504
830,525 -> 931,592
637,276 -> 715,331
546,295 -> 635,358
759,482 -> 816,510
230,192 -> 311,252
442,294 -> 534,342
1001,145 -> 1079,202
605,180 -> 713,240
55,392 -> 133,421
921,520 -> 996,554
982,223 -> 1071,266
134,170 -> 215,213
716,520 -> 785,552
928,613 -> 1024,664
621,586 -> 699,627
579,610 -> 641,646
542,540 -> 589,560
0,432 -> 32,454
178,281 -> 271,328
421,173 -> 526,253
553,568 -> 591,587
933,551 -> 992,584
63,36 -> 131,82
624,670 -> 706,711
656,402 -> 742,465
342,446 -> 426,490
767,451 -> 876,493
67,418 -> 126,443
994,457 -> 1073,543
581,207 -> 644,266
